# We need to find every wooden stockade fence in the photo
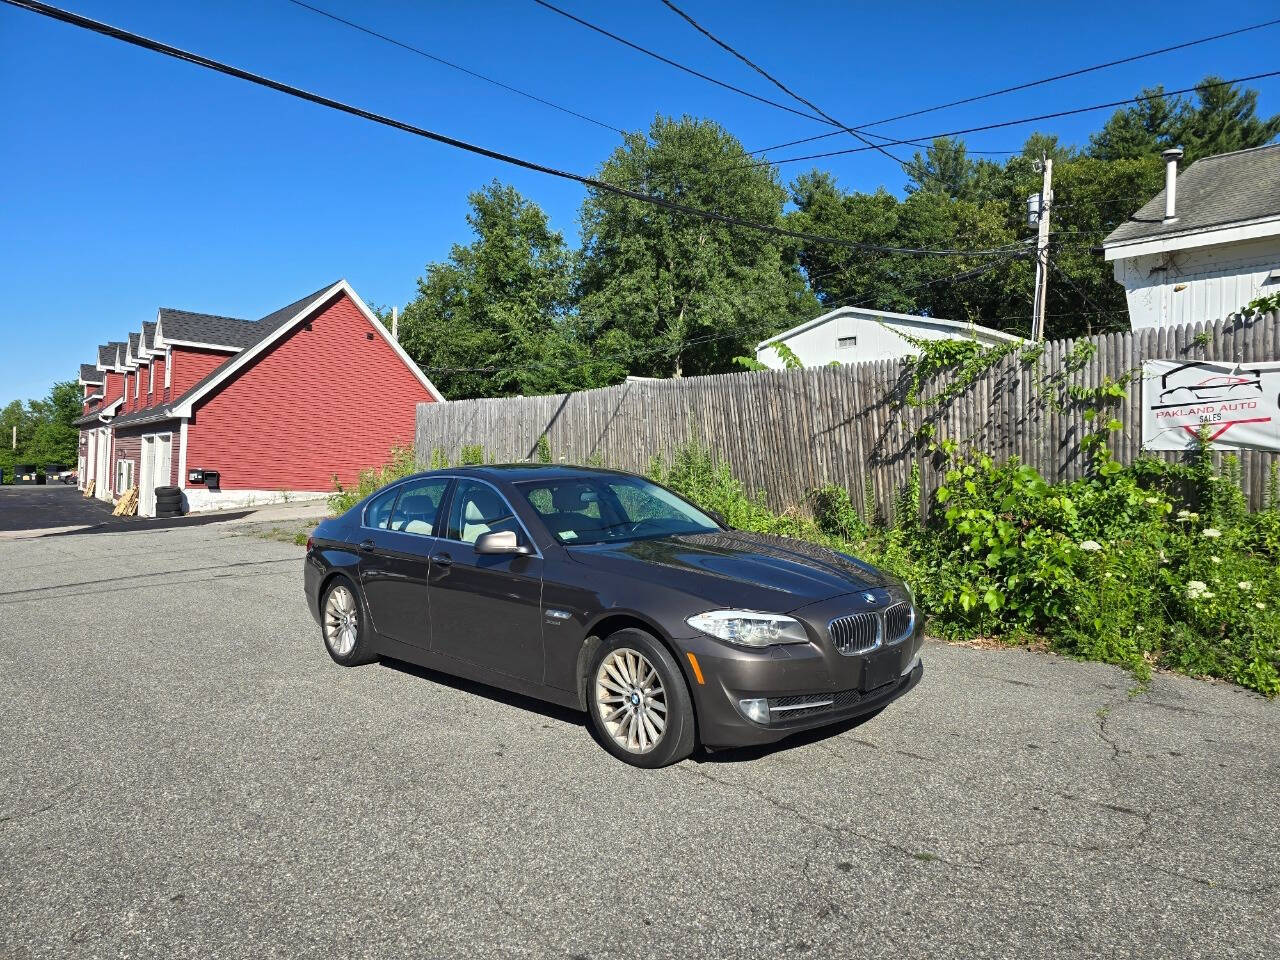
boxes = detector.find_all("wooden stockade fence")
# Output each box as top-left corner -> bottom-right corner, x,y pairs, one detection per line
415,310 -> 1280,515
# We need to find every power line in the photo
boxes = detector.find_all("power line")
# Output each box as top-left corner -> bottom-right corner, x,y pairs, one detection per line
282,0 -> 625,135
1,0 -> 1021,259
530,0 -> 831,126
739,70 -> 1280,169
742,15 -> 1280,156
656,0 -> 908,167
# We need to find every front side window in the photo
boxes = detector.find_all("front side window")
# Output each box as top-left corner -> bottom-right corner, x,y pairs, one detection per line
364,486 -> 399,530
517,476 -> 720,545
446,480 -> 522,545
388,478 -> 449,536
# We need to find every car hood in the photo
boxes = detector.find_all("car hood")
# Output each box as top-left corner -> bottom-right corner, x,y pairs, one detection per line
566,529 -> 888,609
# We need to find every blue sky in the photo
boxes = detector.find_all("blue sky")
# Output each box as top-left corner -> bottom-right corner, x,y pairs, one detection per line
1,0 -> 1277,406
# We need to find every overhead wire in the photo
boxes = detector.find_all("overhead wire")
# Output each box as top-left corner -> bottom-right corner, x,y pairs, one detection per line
741,15 -> 1280,156
0,0 -> 1021,259
656,0 -> 908,167
281,0 -> 625,134
734,70 -> 1280,169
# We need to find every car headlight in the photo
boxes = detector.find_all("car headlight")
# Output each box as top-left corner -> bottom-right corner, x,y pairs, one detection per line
687,610 -> 809,647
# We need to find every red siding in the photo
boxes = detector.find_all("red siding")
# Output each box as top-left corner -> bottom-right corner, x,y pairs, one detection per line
185,291 -> 435,491
170,347 -> 233,401
102,372 -> 122,406
147,357 -> 164,408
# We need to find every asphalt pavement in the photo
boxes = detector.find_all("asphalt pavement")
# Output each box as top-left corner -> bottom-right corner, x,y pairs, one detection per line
1,522 -> 1276,959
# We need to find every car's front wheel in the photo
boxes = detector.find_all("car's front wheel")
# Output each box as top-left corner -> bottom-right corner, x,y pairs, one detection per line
320,576 -> 377,667
587,628 -> 696,768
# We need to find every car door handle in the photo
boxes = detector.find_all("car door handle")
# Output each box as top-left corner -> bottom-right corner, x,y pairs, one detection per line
432,553 -> 453,568
359,538 -> 376,552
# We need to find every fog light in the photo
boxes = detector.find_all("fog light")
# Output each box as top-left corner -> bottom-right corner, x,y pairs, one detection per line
738,698 -> 770,724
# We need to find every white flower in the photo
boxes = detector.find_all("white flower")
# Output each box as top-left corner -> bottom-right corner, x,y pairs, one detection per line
1238,581 -> 1252,591
1176,509 -> 1199,523
1257,602 -> 1267,610
1079,540 -> 1102,552
1210,556 -> 1221,565
1201,528 -> 1221,539
1144,497 -> 1159,505
1186,580 -> 1209,599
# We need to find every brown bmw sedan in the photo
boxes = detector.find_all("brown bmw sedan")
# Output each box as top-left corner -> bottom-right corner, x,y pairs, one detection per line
304,465 -> 923,767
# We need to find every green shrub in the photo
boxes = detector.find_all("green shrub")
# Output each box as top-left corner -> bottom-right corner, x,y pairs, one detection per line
328,445 -> 417,514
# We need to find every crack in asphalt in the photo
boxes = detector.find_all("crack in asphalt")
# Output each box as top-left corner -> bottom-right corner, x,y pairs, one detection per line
0,781 -> 80,827
0,557 -> 299,599
676,764 -> 978,870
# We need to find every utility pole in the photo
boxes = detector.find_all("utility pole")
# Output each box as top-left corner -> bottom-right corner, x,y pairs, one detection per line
1029,156 -> 1053,341
391,305 -> 399,341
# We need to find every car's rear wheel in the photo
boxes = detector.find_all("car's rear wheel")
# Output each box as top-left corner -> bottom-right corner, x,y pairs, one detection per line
321,576 -> 377,666
587,628 -> 696,768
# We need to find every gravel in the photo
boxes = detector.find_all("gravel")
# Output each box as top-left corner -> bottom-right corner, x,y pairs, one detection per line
2,522 -> 1276,959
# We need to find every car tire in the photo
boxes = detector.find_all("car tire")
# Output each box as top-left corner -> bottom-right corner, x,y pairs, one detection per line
320,576 -> 377,667
587,628 -> 696,768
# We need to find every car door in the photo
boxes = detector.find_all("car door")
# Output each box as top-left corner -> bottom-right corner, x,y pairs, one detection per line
428,478 -> 544,682
357,477 -> 451,648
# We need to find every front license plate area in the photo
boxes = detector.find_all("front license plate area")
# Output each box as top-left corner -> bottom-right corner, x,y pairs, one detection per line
860,649 -> 898,692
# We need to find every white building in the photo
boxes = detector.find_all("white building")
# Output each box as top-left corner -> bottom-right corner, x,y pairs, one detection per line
1103,144 -> 1280,330
755,306 -> 1020,369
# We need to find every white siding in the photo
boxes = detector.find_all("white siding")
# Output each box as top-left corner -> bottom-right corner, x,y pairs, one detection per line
1113,236 -> 1280,330
757,309 -> 1017,369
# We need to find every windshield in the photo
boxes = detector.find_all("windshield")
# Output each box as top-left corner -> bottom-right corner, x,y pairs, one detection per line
516,475 -> 721,546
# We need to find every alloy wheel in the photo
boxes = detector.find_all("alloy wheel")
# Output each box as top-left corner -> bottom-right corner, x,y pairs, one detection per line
324,585 -> 359,657
595,647 -> 667,754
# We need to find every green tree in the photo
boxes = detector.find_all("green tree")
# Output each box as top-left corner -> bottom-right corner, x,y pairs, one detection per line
578,115 -> 817,378
396,181 -> 590,399
0,381 -> 80,480
904,137 -> 977,199
1089,76 -> 1279,162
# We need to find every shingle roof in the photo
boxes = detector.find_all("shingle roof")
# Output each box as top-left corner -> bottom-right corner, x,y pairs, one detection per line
157,307 -> 256,348
169,281 -> 343,411
79,363 -> 102,384
1105,144 -> 1280,247
127,332 -> 141,360
112,281 -> 344,428
141,320 -> 156,353
98,342 -> 122,367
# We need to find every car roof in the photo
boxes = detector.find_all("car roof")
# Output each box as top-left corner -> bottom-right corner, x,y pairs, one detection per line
396,464 -> 640,485
450,463 -> 638,483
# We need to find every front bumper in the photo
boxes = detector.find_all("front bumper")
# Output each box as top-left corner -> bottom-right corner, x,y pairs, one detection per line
677,593 -> 925,748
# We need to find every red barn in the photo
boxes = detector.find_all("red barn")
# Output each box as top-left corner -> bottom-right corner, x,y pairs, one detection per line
74,280 -> 442,516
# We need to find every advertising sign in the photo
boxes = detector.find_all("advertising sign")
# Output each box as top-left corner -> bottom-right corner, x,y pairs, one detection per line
1142,359 -> 1280,452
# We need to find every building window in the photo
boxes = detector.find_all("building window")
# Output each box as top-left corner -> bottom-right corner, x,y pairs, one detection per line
837,336 -> 857,349
116,458 -> 134,494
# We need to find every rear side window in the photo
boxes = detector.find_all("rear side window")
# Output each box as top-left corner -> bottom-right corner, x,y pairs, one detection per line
445,480 -> 522,545
389,478 -> 449,536
365,487 -> 399,530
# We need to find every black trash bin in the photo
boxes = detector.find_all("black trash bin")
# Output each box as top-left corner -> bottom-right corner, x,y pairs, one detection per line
15,464 -> 41,485
44,464 -> 65,484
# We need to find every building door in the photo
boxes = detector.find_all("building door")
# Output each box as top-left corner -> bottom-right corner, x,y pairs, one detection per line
85,432 -> 96,490
139,437 -> 155,516
95,429 -> 111,501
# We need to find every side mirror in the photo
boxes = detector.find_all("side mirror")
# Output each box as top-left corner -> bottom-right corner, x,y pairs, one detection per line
474,529 -> 532,556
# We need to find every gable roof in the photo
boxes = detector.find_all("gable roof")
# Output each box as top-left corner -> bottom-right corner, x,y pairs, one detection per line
156,307 -> 256,350
126,332 -> 142,365
1104,143 -> 1280,249
141,320 -> 157,354
758,305 -> 1022,351
98,341 -> 125,370
78,363 -> 103,385
111,279 -> 444,428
